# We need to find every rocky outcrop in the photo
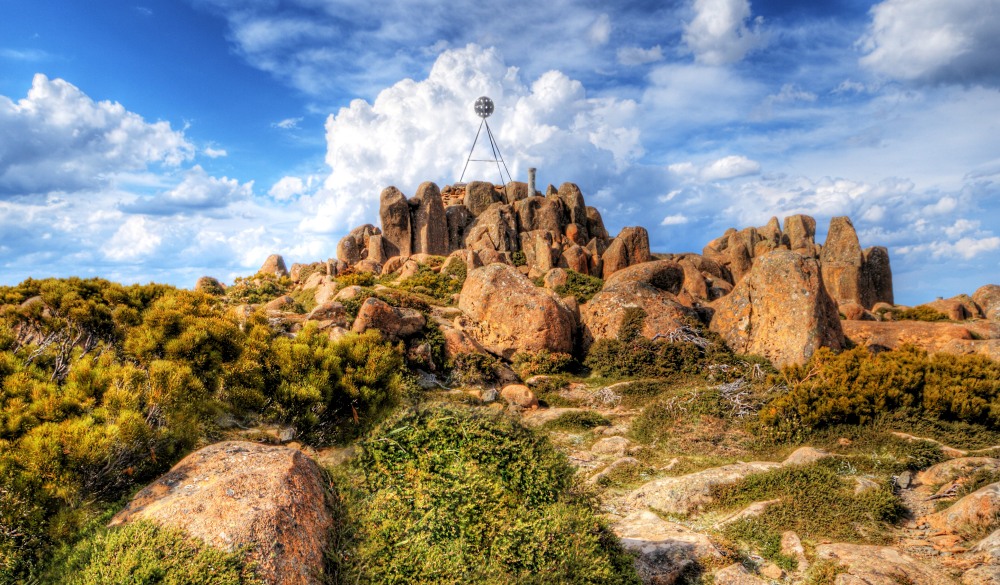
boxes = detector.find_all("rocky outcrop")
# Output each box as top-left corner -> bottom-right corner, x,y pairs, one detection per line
922,482 -> 1000,535
259,254 -> 289,278
110,441 -> 332,585
843,320 -> 1000,359
624,461 -> 782,515
975,285 -> 1000,321
351,297 -> 425,341
380,186 -> 412,258
710,250 -> 845,367
602,227 -> 651,279
411,181 -> 447,256
194,276 -> 225,294
458,263 -> 576,359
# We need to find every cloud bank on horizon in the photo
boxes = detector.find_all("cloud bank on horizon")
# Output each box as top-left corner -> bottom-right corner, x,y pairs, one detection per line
1,0 -> 999,304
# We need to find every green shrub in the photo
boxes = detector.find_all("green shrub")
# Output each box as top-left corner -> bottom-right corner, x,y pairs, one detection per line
42,520 -> 262,584
553,270 -> 603,304
393,264 -> 463,305
336,271 -> 376,287
447,352 -> 506,387
896,305 -> 948,322
761,346 -> 1000,431
511,251 -> 527,267
543,410 -> 611,431
334,406 -> 640,584
513,350 -> 575,378
585,338 -> 706,379
225,274 -> 289,304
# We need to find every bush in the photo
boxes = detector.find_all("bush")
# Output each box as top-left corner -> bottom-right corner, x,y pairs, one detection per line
513,350 -> 575,378
225,274 -> 289,304
896,305 -> 948,322
543,410 -> 611,431
447,352 -> 506,387
334,406 -> 640,584
393,263 -> 463,305
761,345 -> 1000,431
41,520 -> 262,584
552,270 -> 603,303
336,271 -> 376,287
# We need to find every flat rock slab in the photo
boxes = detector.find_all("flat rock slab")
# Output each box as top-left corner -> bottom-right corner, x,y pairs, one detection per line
714,563 -> 769,585
816,543 -> 957,585
625,461 -> 781,515
111,441 -> 333,585
613,510 -> 721,585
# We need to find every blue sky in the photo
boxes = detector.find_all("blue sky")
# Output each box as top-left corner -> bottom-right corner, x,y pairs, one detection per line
1,0 -> 999,305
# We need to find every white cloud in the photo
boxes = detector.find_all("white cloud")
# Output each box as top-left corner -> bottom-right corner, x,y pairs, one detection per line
669,155 -> 760,182
661,214 -> 689,226
617,45 -> 664,66
122,166 -> 252,214
767,83 -> 817,104
683,0 -> 764,65
268,175 -> 321,201
306,44 -> 641,234
588,14 -> 612,46
273,117 -> 303,129
104,216 -> 163,261
899,236 -> 1000,260
203,146 -> 228,158
0,74 -> 193,195
945,218 -> 980,238
859,0 -> 1000,86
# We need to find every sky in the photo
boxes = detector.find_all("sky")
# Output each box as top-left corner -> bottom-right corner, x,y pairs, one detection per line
1,0 -> 999,305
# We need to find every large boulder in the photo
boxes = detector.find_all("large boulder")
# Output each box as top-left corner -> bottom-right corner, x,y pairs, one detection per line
351,297 -> 425,340
586,206 -> 610,243
109,441 -> 332,585
458,263 -> 576,358
710,250 -> 845,367
411,181 -> 448,256
863,246 -> 894,306
557,182 -> 588,241
602,226 -> 651,279
259,254 -> 289,278
379,186 -> 412,258
782,214 -> 818,255
921,482 -> 1000,535
974,285 -> 1000,321
821,216 -> 868,307
581,260 -> 697,351
445,204 -> 474,253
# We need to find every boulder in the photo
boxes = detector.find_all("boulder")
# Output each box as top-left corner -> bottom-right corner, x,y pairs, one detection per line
560,244 -> 590,274
306,302 -> 348,326
613,511 -> 722,585
194,276 -> 225,294
581,263 -> 698,352
351,297 -> 425,340
782,214 -> 818,255
458,263 -> 576,359
842,320 -> 982,355
379,186 -> 412,258
814,543 -> 956,585
921,482 -> 1000,535
915,458 -> 1000,487
840,301 -> 872,321
543,267 -> 569,290
863,246 -> 894,306
336,236 -> 363,265
710,250 -> 845,367
625,461 -> 782,515
602,227 -> 651,279
464,181 -> 500,217
500,384 -> 539,409
109,441 -> 332,585
411,181 -> 448,256
605,260 -> 684,295
557,182 -> 588,241
259,254 -> 289,278
503,181 -> 530,205
265,295 -> 296,313
366,234 -> 387,264
521,230 -> 557,272
821,216 -> 868,307
926,295 -> 983,321
974,285 -> 1000,321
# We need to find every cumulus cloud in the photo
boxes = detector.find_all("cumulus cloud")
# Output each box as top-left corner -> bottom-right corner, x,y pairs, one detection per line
859,0 -> 1000,86
121,166 -> 252,215
304,44 -> 641,234
269,175 -> 321,201
273,117 -> 303,129
0,74 -> 193,195
588,14 -> 612,46
104,216 -> 163,261
661,214 -> 689,226
683,0 -> 764,65
203,146 -> 228,158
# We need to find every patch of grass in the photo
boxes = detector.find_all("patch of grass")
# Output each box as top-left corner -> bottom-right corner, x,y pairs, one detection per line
289,288 -> 318,314
709,463 -> 905,544
803,559 -> 846,585
769,424 -> 946,475
332,406 -> 641,584
393,264 -> 463,305
40,520 -> 262,584
336,271 -> 376,287
447,352 -> 506,388
543,410 -> 611,431
719,519 -> 798,572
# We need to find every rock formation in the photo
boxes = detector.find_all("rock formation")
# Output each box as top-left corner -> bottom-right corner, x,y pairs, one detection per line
336,181 -> 650,280
709,250 -> 845,367
110,441 -> 332,585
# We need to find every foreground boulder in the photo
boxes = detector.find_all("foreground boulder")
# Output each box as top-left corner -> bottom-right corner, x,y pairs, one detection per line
110,441 -> 332,585
613,510 -> 721,584
458,263 -> 576,358
259,254 -> 289,278
921,482 -> 1000,535
814,543 -> 955,585
710,250 -> 844,367
975,285 -> 1000,321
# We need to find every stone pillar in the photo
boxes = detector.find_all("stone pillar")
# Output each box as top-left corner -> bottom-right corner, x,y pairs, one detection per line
528,167 -> 536,197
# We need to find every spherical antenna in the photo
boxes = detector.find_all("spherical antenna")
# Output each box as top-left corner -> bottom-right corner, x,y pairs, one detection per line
474,96 -> 494,119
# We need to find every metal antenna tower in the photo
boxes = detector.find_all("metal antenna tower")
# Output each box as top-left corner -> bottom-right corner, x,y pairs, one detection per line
459,96 -> 512,185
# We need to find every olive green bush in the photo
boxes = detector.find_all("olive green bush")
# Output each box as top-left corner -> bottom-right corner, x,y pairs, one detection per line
334,406 -> 639,584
